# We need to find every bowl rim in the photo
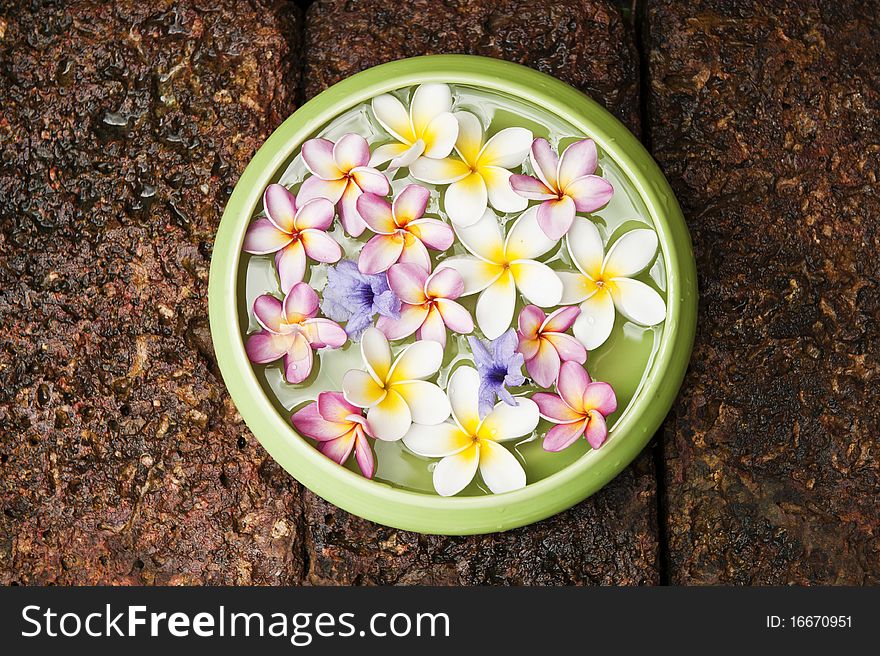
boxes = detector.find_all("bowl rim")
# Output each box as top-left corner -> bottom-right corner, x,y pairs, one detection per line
208,55 -> 697,535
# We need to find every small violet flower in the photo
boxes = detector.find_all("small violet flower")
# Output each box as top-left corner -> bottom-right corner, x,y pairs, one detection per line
245,283 -> 347,384
243,184 -> 342,294
510,138 -> 614,240
533,361 -> 617,452
342,328 -> 450,441
410,111 -> 532,227
291,392 -> 376,478
468,329 -> 526,418
320,260 -> 401,341
402,366 -> 539,497
516,305 -> 587,388
558,220 -> 666,350
297,133 -> 390,237
369,83 -> 459,171
377,263 -> 474,347
357,183 -> 454,274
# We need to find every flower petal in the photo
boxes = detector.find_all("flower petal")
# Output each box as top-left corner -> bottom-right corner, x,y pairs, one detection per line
558,271 -> 595,305
435,298 -> 473,335
366,389 -> 412,441
302,138 -> 343,180
452,208 -> 505,262
542,420 -> 587,452
389,140 -> 425,170
425,267 -> 463,299
602,229 -> 659,278
283,332 -> 314,384
437,256 -> 502,296
243,217 -> 293,255
293,197 -> 334,231
452,111 -> 484,165
509,260 -> 563,307
386,262 -> 429,304
302,318 -> 347,348
342,368 -> 387,408
317,431 -> 356,465
537,196 -> 576,240
504,205 -> 558,260
394,379 -> 451,425
517,305 -> 545,339
410,83 -> 453,136
406,219 -> 454,251
478,440 -> 527,494
543,332 -> 587,364
444,172 -> 488,227
361,326 -> 392,383
476,270 -> 516,340
573,288 -> 616,350
253,294 -> 284,333
582,381 -> 618,417
410,156 -> 471,184
317,391 -> 359,423
245,330 -> 294,364
350,166 -> 390,195
517,335 -> 541,361
283,282 -> 319,324
297,175 -> 347,205
358,234 -> 405,274
403,422 -> 472,458
532,392 -> 583,423
478,397 -> 540,442
357,193 -> 396,234
557,138 -> 598,189
525,339 -> 561,388
292,401 -> 351,441
398,234 -> 432,271
509,174 -> 556,200
422,112 -> 459,159
478,127 -> 532,168
609,278 -> 666,326
300,229 -> 342,264
275,240 -> 307,294
388,339 -> 443,383
338,181 -> 367,237
372,93 -> 415,144
392,183 -> 429,225
416,304 -> 448,346
354,430 -> 375,478
567,218 -> 605,278
565,175 -> 614,213
482,165 -> 528,213
263,184 -> 298,233
583,410 -> 609,449
433,444 -> 480,497
530,137 -> 559,190
447,366 -> 482,435
333,133 -> 370,172
376,304 -> 429,341
541,305 -> 581,333
369,142 -> 412,168
556,361 -> 590,413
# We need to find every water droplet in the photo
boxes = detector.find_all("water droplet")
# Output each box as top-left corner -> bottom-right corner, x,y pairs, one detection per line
587,316 -> 595,325
291,364 -> 297,370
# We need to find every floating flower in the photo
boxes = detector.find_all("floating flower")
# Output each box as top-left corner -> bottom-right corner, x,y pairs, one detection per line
410,111 -> 531,227
291,392 -> 376,478
533,361 -> 617,451
402,366 -> 538,496
297,134 -> 390,237
320,260 -> 401,341
377,263 -> 474,347
369,83 -> 459,171
438,207 -> 563,339
357,184 -> 454,274
558,220 -> 666,350
342,327 -> 450,441
468,329 -> 525,418
242,184 -> 342,293
510,138 -> 614,240
245,283 -> 347,384
516,305 -> 587,388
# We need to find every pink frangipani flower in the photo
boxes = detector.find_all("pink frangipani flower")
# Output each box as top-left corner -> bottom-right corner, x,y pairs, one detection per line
377,263 -> 474,347
357,184 -> 454,274
533,361 -> 617,452
243,184 -> 342,294
291,392 -> 376,478
510,138 -> 614,240
516,305 -> 587,388
245,282 -> 347,384
297,133 -> 390,237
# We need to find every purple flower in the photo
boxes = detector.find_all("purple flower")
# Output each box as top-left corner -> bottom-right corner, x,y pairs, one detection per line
467,329 -> 526,418
321,260 -> 401,340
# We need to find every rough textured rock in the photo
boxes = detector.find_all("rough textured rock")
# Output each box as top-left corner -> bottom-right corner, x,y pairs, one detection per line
0,0 -> 304,584
300,0 -> 659,585
645,0 -> 880,584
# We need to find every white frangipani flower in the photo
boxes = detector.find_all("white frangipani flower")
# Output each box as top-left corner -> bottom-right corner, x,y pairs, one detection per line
438,208 -> 563,340
558,219 -> 666,350
403,366 -> 539,497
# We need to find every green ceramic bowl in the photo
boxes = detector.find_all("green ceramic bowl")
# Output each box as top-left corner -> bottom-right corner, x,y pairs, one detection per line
208,55 -> 696,535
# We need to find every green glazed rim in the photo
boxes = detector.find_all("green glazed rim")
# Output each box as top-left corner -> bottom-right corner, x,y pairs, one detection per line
208,55 -> 697,535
